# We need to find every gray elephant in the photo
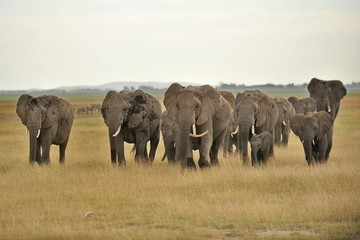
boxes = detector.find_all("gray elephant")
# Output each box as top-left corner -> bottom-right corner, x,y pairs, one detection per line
16,94 -> 74,165
273,97 -> 295,147
233,90 -> 278,164
250,132 -> 273,166
101,90 -> 161,165
218,90 -> 236,157
164,83 -> 231,169
290,111 -> 334,165
307,78 -> 347,119
288,96 -> 317,114
160,111 -> 175,163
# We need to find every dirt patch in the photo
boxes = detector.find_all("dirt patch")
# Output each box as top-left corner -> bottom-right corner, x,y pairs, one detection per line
256,229 -> 316,237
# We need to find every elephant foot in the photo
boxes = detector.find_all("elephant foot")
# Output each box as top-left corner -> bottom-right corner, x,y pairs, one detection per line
198,159 -> 211,169
186,158 -> 196,169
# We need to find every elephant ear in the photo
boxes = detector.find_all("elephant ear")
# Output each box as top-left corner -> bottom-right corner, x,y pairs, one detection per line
287,96 -> 298,106
257,92 -> 277,127
16,94 -> 33,125
314,111 -> 334,140
329,80 -> 347,102
235,92 -> 244,105
128,90 -> 147,128
290,114 -> 304,140
307,78 -> 321,97
197,85 -> 219,125
164,83 -> 184,114
41,95 -> 61,129
101,91 -> 117,120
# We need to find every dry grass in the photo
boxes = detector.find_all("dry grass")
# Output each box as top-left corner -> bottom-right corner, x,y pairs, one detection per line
0,93 -> 359,240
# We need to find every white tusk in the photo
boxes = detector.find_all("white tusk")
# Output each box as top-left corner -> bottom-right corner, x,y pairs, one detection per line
36,129 -> 41,138
251,125 -> 255,135
327,105 -> 331,112
301,140 -> 304,143
312,140 -> 315,145
231,125 -> 239,137
189,130 -> 209,138
282,121 -> 286,126
113,125 -> 121,137
192,124 -> 196,135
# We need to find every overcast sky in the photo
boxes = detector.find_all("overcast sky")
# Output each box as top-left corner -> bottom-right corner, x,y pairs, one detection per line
1,0 -> 359,90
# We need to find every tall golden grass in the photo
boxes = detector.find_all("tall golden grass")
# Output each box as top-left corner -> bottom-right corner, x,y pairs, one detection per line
0,94 -> 359,240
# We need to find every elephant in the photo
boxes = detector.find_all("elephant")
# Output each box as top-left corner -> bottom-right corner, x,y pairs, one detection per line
16,94 -> 74,165
287,96 -> 317,114
163,83 -> 231,169
290,111 -> 334,165
307,78 -> 347,120
101,90 -> 161,165
233,90 -> 278,164
273,97 -> 295,147
160,111 -> 175,163
218,90 -> 236,157
250,132 -> 273,166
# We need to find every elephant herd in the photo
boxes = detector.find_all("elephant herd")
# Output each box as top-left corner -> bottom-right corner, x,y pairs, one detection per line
15,78 -> 347,168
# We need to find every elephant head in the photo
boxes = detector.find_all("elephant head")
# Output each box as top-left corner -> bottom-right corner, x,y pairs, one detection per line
102,90 -> 148,137
164,83 -> 220,168
234,90 -> 278,162
288,96 -> 317,114
16,94 -> 63,164
290,111 -> 334,165
307,78 -> 347,119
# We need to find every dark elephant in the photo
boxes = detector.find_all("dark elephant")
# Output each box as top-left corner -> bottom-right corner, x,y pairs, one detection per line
233,90 -> 278,164
290,111 -> 334,165
307,78 -> 347,119
288,96 -> 317,114
164,83 -> 231,169
218,90 -> 236,157
160,111 -> 175,163
273,97 -> 295,147
250,132 -> 273,166
16,94 -> 74,165
101,90 -> 161,165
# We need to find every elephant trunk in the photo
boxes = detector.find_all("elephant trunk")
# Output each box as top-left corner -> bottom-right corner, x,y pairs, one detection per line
303,138 -> 313,165
239,124 -> 252,163
177,124 -> 192,168
28,122 -> 40,165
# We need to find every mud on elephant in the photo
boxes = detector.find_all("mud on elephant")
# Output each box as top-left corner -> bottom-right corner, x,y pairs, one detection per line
164,83 -> 231,169
16,94 -> 74,165
101,90 -> 161,166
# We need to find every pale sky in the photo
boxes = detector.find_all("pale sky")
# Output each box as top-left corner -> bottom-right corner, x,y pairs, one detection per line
1,0 -> 359,90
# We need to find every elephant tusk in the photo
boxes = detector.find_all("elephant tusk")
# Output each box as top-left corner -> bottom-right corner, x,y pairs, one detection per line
189,130 -> 209,138
312,140 -> 315,145
327,105 -> 331,112
36,129 -> 41,138
231,125 -> 239,137
282,121 -> 286,126
251,125 -> 255,135
113,125 -> 121,137
192,124 -> 196,135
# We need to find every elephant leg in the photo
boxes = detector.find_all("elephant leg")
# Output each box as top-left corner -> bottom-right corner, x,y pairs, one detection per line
274,124 -> 281,147
59,137 -> 69,164
116,135 -> 126,166
318,139 -> 328,163
149,130 -> 160,162
325,138 -> 332,161
210,131 -> 226,166
198,134 -> 212,169
281,125 -> 290,147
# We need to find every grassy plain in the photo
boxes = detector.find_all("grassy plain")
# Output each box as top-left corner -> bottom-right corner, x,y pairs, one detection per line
0,92 -> 359,240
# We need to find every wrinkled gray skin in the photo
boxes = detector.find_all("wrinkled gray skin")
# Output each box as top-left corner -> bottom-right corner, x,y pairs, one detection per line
234,90 -> 278,164
307,78 -> 347,120
250,132 -> 273,166
16,94 -> 74,165
273,97 -> 295,147
290,111 -> 334,165
160,111 -> 175,163
101,90 -> 161,166
164,83 -> 231,169
288,96 -> 317,114
218,91 -> 236,157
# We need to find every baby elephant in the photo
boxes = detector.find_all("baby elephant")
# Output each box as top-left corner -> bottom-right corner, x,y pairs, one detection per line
250,132 -> 273,166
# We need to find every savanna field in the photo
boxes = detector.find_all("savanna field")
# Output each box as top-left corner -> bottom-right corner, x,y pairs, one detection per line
0,92 -> 359,240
